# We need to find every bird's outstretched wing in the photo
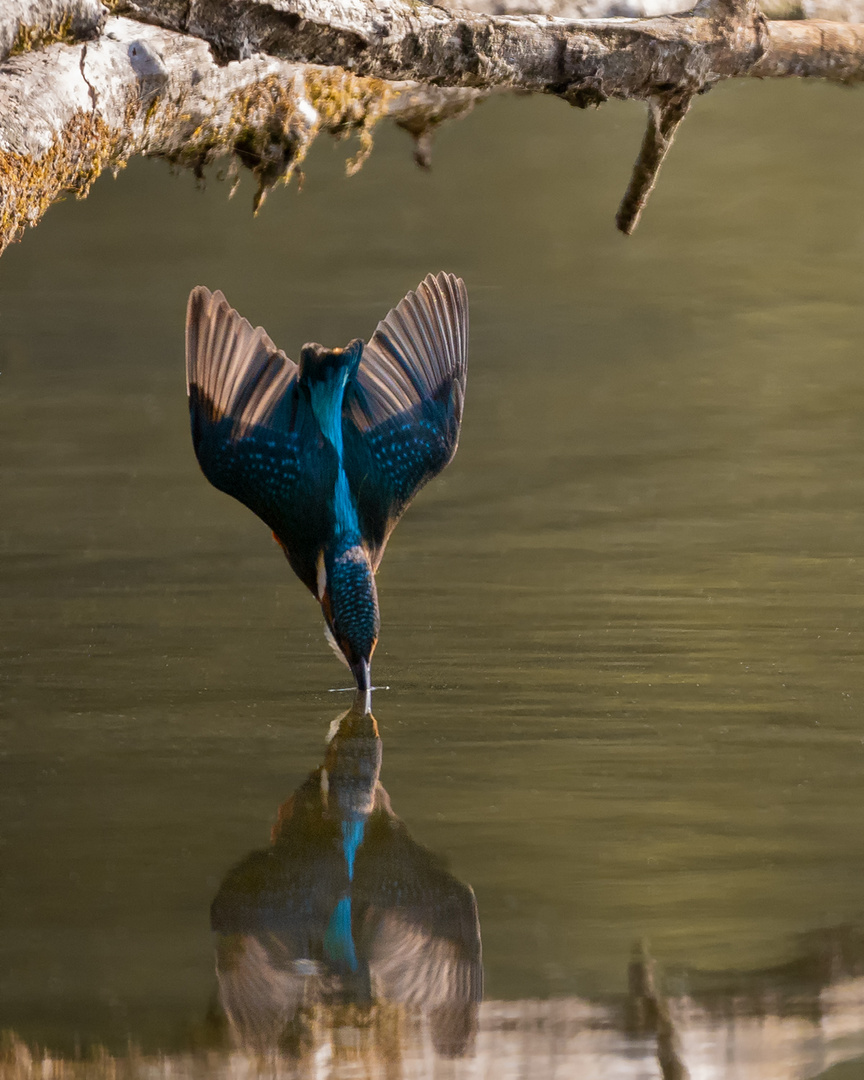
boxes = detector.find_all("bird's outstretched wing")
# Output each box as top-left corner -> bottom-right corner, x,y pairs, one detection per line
358,806 -> 483,1058
367,908 -> 482,1057
186,287 -> 331,588
186,286 -> 298,442
343,273 -> 468,567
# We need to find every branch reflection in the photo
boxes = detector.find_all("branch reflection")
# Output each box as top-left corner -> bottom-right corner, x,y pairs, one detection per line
210,699 -> 483,1060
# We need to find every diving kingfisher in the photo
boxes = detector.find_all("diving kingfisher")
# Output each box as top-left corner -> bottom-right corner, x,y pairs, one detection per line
185,273 -> 468,704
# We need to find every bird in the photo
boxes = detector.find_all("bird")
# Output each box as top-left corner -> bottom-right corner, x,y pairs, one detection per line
185,272 -> 468,705
210,700 -> 483,1058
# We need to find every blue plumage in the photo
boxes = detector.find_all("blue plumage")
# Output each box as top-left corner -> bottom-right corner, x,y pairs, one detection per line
185,273 -> 469,695
323,895 -> 359,972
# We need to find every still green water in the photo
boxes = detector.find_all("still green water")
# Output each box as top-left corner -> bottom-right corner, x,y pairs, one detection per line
1,79 -> 864,1074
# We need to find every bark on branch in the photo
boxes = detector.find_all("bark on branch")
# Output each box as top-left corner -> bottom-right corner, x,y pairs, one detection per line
616,91 -> 691,235
117,0 -> 864,92
1,0 -> 862,253
1,0 -> 105,62
0,16 -> 483,251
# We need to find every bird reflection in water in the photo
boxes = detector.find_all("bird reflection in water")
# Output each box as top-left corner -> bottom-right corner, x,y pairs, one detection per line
210,699 -> 483,1062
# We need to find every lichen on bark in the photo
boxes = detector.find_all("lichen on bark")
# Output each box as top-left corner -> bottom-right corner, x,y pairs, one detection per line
0,20 -> 432,250
150,67 -> 395,208
0,110 -> 122,251
1,0 -> 862,248
1,0 -> 107,62
8,12 -> 77,55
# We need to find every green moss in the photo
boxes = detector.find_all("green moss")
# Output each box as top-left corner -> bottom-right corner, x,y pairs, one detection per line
8,14 -> 78,56
171,70 -> 394,212
0,67 -> 394,255
0,111 -> 123,254
303,68 -> 393,177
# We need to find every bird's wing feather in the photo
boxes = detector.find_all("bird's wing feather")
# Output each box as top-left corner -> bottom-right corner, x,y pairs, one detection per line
186,287 -> 328,587
361,826 -> 483,1058
343,273 -> 468,565
186,286 -> 298,439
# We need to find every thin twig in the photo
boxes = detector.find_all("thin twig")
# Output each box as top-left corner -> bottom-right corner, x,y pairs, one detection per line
616,93 -> 693,235
628,941 -> 690,1080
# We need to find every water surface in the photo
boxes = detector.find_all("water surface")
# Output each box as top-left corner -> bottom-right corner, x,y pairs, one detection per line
1,80 -> 864,1077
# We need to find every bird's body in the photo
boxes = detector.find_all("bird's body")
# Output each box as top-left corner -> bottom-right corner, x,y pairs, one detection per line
185,273 -> 468,699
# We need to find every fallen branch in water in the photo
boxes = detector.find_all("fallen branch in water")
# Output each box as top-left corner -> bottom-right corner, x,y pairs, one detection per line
627,942 -> 690,1080
0,0 -> 862,253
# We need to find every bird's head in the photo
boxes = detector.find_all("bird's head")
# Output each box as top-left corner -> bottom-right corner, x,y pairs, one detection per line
318,545 -> 380,696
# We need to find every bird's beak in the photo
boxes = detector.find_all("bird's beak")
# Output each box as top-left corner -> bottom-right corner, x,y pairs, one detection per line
350,658 -> 372,715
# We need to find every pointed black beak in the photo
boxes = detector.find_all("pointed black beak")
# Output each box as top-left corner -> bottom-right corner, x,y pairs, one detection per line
350,658 -> 372,715
350,657 -> 370,692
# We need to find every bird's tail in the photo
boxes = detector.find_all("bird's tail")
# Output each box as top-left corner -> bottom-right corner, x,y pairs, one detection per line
298,339 -> 363,445
298,338 -> 364,386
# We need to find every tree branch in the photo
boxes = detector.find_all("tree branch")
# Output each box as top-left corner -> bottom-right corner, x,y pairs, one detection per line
0,16 -> 486,252
1,0 -> 105,62
616,91 -> 691,235
117,0 -> 864,91
1,0 -> 862,253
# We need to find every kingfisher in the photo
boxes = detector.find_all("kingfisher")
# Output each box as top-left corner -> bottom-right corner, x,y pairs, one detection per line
211,699 -> 483,1056
185,273 -> 468,703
